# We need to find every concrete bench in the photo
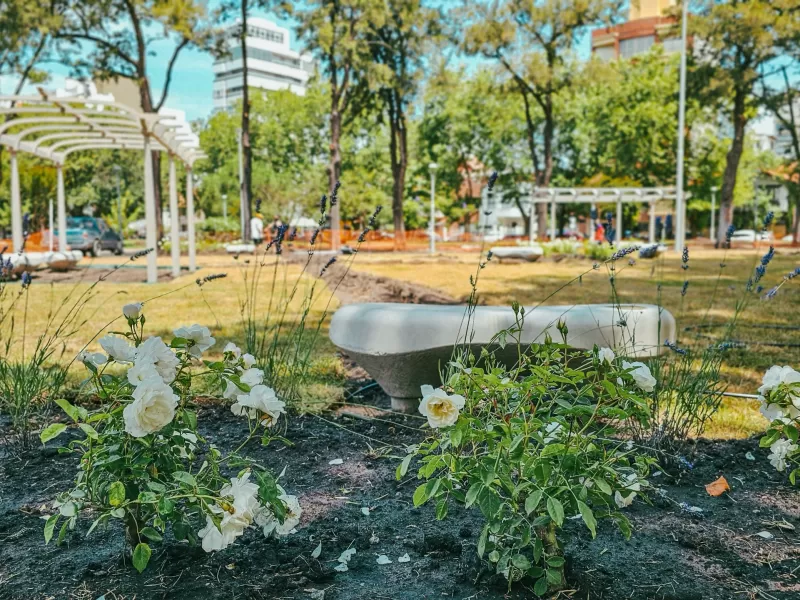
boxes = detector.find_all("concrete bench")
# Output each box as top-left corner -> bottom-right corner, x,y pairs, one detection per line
225,243 -> 256,255
45,250 -> 83,271
489,245 -> 544,262
330,302 -> 675,412
8,252 -> 48,276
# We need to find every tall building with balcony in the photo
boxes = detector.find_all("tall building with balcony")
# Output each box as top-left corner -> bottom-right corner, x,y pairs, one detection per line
213,17 -> 314,111
591,0 -> 681,61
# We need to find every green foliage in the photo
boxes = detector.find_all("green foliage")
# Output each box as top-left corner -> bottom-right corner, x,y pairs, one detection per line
403,334 -> 654,595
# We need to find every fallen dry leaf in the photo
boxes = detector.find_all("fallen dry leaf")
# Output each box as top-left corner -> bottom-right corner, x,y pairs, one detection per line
705,475 -> 730,497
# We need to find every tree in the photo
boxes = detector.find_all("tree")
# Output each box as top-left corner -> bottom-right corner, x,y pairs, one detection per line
690,0 -> 795,245
368,0 -> 437,249
286,0 -> 382,249
54,0 -> 216,237
462,0 -> 623,239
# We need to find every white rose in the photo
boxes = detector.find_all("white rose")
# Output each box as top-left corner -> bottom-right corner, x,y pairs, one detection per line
99,335 -> 136,363
198,511 -> 249,553
598,347 -> 615,364
758,365 -> 800,407
123,380 -> 179,437
240,367 -> 264,387
418,385 -> 466,429
224,379 -> 245,400
759,401 -> 785,423
768,438 -> 797,472
221,472 -> 262,521
135,337 -> 180,384
174,324 -> 215,358
256,493 -> 302,538
622,361 -> 656,393
126,360 -> 161,387
78,350 -> 107,367
122,302 -> 143,320
224,342 -> 242,357
242,353 -> 256,369
614,473 -> 642,509
231,385 -> 285,426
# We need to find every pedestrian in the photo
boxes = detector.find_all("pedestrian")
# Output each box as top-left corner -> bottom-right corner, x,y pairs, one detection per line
251,212 -> 264,246
270,215 -> 283,240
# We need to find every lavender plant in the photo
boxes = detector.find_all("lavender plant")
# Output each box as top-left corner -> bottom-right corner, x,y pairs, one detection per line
41,302 -> 299,572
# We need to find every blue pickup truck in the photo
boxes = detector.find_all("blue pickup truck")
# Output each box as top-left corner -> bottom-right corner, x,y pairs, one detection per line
60,217 -> 124,256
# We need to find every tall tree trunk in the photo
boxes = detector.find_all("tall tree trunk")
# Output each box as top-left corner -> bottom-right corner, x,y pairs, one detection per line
539,101 -> 554,239
389,95 -> 407,251
791,183 -> 800,245
329,104 -> 342,249
717,90 -> 747,246
139,81 -> 163,240
240,1 -> 252,241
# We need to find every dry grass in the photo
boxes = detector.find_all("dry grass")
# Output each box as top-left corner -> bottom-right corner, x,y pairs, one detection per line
351,246 -> 800,439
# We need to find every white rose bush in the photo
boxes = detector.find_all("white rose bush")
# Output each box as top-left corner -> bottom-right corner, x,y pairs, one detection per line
40,303 -> 299,573
399,309 -> 654,596
757,365 -> 800,482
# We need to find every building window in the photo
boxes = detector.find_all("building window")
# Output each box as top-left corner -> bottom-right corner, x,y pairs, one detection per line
224,46 -> 301,68
619,35 -> 655,59
594,45 -> 616,61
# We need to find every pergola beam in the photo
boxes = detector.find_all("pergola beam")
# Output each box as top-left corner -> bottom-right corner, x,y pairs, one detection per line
0,90 -> 203,282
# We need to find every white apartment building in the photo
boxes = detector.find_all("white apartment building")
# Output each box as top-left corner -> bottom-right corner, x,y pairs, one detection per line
213,17 -> 314,110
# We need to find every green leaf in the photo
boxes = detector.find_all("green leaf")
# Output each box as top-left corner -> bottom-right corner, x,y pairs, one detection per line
137,492 -> 158,503
546,556 -> 566,568
477,488 -> 501,519
172,471 -> 196,487
546,496 -> 564,527
546,568 -> 564,585
140,527 -> 163,542
525,490 -> 543,515
449,427 -> 463,447
40,423 -> 67,444
465,482 -> 482,508
108,481 -> 126,507
183,410 -> 198,430
57,520 -> 69,546
78,423 -> 98,440
132,542 -> 151,573
157,497 -> 175,515
477,524 -> 489,558
435,499 -> 448,520
412,483 -> 429,507
787,426 -> 799,443
86,514 -> 109,537
577,501 -> 597,538
396,454 -> 413,479
43,514 -> 58,544
511,554 -> 531,570
147,481 -> 166,493
534,576 -> 548,596
55,398 -> 87,423
593,477 -> 612,495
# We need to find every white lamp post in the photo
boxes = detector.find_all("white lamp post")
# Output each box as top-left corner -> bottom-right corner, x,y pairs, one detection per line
429,162 -> 438,255
221,193 -> 228,221
674,0 -> 689,252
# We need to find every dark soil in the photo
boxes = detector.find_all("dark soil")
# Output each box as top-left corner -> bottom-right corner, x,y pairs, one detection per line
1,387 -> 799,600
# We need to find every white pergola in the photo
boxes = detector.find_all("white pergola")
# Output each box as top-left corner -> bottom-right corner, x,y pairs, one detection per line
0,89 -> 205,283
526,187 -> 681,244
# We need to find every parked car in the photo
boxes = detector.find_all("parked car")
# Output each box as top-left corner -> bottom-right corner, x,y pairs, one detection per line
61,217 -> 124,256
729,229 -> 773,243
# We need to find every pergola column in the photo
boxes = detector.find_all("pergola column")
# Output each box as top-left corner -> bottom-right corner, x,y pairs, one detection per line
186,168 -> 196,272
168,155 -> 180,277
589,202 -> 597,240
9,150 -> 23,252
143,135 -> 158,284
549,196 -> 556,241
57,164 -> 67,251
648,201 -> 657,244
615,194 -> 623,245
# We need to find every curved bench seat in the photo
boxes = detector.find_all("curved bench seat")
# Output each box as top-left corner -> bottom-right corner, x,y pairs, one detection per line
330,302 -> 675,411
45,250 -> 83,271
225,243 -> 256,255
8,252 -> 49,275
489,245 -> 544,262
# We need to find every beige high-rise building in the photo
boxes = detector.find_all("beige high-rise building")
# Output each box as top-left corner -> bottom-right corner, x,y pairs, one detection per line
629,0 -> 676,20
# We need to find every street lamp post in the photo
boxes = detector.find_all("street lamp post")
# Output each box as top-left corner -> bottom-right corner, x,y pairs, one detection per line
222,193 -> 228,221
674,0 -> 689,252
112,165 -> 123,239
429,162 -> 438,255
710,186 -> 718,242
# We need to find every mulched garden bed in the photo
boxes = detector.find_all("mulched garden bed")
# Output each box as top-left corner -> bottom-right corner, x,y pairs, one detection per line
1,385 -> 798,600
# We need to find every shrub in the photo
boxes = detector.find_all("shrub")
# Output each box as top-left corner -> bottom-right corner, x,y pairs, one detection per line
400,306 -> 654,595
541,240 -> 580,256
583,241 -> 614,261
41,303 -> 298,572
756,364 -> 800,483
